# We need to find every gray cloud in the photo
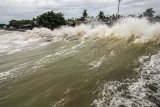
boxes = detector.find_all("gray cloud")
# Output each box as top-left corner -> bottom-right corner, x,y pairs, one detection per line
0,0 -> 160,23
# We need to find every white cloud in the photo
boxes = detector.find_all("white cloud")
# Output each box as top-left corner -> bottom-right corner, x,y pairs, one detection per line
0,0 -> 160,23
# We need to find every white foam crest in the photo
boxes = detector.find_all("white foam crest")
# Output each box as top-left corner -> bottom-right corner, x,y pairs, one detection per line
93,52 -> 160,107
0,30 -> 50,54
0,32 -> 39,54
29,18 -> 160,43
29,25 -> 90,42
53,25 -> 89,39
111,18 -> 160,42
28,28 -> 54,40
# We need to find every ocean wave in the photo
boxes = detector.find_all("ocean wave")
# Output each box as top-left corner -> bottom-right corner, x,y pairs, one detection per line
0,18 -> 160,55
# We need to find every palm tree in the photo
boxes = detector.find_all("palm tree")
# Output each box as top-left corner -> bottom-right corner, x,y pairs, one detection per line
83,10 -> 88,18
98,11 -> 105,20
117,0 -> 122,19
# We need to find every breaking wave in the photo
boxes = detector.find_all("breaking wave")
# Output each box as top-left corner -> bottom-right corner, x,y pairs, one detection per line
0,18 -> 160,55
29,18 -> 160,43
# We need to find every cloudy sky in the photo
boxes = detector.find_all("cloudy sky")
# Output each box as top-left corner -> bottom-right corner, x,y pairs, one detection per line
0,0 -> 160,23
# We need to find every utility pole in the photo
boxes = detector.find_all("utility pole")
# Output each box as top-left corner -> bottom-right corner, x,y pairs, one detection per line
117,0 -> 122,20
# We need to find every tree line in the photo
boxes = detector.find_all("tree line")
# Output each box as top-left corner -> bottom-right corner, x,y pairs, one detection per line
1,8 -> 160,30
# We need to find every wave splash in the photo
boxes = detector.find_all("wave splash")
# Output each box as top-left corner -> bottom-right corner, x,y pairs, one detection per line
93,52 -> 160,107
30,18 -> 160,42
0,18 -> 160,55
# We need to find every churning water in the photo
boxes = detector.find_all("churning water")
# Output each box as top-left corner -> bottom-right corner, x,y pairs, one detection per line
0,18 -> 160,107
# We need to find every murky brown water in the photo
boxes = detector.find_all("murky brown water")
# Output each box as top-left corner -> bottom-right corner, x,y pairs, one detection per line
0,18 -> 160,107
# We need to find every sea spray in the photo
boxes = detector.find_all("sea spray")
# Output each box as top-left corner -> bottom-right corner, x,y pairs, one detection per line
28,18 -> 160,43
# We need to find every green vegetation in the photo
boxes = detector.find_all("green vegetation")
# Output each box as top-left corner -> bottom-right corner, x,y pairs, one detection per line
155,15 -> 160,19
0,24 -> 5,29
2,8 -> 160,31
97,11 -> 105,20
36,11 -> 66,29
8,11 -> 66,30
78,9 -> 88,21
82,9 -> 88,18
143,8 -> 155,18
9,20 -> 33,28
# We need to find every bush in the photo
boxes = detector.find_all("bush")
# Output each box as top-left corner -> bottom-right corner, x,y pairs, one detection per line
0,24 -> 5,28
143,8 -> 155,18
9,20 -> 32,28
36,11 -> 66,29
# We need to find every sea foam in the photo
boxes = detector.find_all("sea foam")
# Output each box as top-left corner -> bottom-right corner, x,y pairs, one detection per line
93,52 -> 160,107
